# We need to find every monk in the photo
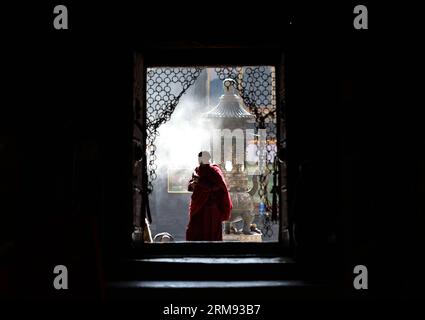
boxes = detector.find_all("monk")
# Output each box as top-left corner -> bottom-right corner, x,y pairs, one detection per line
186,151 -> 232,241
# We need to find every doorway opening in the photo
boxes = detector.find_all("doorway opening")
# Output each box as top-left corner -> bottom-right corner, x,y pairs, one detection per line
133,65 -> 288,245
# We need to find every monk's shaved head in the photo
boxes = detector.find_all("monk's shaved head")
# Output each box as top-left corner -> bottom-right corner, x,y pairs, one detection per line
198,151 -> 211,165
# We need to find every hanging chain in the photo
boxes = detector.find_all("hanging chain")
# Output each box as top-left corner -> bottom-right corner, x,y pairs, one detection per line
145,67 -> 203,193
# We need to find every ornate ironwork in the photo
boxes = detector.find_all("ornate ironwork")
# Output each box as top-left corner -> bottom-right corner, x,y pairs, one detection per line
145,67 -> 203,192
260,213 -> 274,237
215,67 -> 279,227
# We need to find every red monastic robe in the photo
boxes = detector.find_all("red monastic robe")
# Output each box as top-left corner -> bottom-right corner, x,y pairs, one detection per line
186,164 -> 232,241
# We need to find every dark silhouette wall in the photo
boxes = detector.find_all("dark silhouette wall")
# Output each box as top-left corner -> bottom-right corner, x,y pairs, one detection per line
1,3 -> 423,300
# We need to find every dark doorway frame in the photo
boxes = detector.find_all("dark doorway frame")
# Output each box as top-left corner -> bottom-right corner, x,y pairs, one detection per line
131,46 -> 294,258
